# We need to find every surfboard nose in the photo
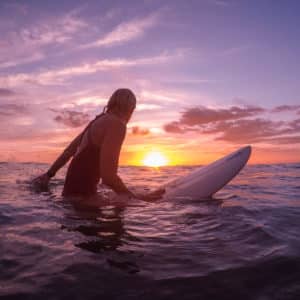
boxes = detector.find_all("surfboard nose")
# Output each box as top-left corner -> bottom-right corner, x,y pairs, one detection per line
163,145 -> 252,200
242,145 -> 252,161
244,145 -> 251,154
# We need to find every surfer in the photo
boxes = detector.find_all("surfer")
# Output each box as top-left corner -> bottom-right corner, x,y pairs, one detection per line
32,88 -> 164,202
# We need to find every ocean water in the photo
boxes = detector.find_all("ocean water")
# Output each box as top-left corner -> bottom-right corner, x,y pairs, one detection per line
0,162 -> 300,300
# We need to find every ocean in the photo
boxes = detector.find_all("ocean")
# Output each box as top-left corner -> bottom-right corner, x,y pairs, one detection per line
0,162 -> 300,299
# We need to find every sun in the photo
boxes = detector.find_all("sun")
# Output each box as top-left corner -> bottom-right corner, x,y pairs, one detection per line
142,151 -> 168,167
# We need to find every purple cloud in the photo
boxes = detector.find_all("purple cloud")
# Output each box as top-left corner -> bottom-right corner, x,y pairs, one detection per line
164,105 -> 300,144
0,103 -> 27,116
51,109 -> 90,128
0,88 -> 15,97
272,105 -> 300,113
180,105 -> 265,126
213,118 -> 285,143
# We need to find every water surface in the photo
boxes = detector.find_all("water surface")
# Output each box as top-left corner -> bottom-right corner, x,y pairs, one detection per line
0,162 -> 300,299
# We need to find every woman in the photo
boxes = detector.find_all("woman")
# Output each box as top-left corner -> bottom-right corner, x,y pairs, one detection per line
33,88 -> 164,202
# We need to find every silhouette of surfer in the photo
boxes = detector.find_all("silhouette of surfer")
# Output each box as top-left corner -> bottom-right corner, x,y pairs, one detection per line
32,88 -> 164,202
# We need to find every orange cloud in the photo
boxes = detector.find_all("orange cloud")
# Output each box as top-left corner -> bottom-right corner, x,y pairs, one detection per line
131,126 -> 150,135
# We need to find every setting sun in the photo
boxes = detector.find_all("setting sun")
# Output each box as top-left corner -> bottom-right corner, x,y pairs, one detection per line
142,151 -> 168,167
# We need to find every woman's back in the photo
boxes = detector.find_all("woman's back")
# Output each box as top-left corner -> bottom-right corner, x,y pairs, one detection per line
63,113 -> 126,197
75,113 -> 125,154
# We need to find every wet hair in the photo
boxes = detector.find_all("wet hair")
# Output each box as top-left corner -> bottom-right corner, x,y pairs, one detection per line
104,88 -> 136,115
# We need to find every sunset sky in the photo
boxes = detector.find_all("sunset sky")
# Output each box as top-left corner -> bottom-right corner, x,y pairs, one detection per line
0,0 -> 299,165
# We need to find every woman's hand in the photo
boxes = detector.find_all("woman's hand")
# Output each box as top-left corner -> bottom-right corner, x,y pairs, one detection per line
31,173 -> 50,191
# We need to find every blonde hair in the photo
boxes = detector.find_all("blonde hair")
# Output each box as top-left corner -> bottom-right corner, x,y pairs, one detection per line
105,88 -> 136,115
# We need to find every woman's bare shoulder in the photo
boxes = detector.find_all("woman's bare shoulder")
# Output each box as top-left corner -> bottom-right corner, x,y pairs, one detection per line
97,113 -> 125,129
91,113 -> 125,141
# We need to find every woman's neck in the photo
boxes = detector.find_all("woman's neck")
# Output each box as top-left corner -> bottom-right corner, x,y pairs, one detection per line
108,111 -> 127,125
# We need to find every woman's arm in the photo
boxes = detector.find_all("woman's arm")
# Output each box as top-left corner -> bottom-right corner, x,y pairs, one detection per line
46,132 -> 83,177
100,119 -> 165,201
31,132 -> 83,190
100,120 -> 133,195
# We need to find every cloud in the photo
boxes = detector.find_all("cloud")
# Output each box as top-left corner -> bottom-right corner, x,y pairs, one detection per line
140,90 -> 187,104
81,12 -> 160,49
164,106 -> 265,133
1,52 -> 179,86
0,88 -> 15,97
272,105 -> 300,113
17,11 -> 87,47
263,136 -> 300,145
51,109 -> 90,128
0,103 -> 27,116
286,118 -> 300,133
135,103 -> 162,111
0,9 -> 87,69
131,126 -> 150,135
212,118 -> 285,143
164,105 -> 300,144
0,52 -> 45,69
180,105 -> 265,126
164,122 -> 185,133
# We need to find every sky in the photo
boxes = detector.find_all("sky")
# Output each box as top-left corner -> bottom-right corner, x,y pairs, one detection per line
0,0 -> 299,165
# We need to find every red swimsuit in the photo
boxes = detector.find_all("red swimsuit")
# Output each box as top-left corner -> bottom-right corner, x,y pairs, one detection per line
62,116 -> 103,197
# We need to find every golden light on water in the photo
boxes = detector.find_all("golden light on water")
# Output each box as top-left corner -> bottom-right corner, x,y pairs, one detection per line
142,151 -> 168,167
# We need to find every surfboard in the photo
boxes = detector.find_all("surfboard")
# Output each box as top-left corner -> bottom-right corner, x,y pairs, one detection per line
162,145 -> 251,200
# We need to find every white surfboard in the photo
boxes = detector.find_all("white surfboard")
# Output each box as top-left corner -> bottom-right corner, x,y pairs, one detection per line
162,145 -> 251,200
